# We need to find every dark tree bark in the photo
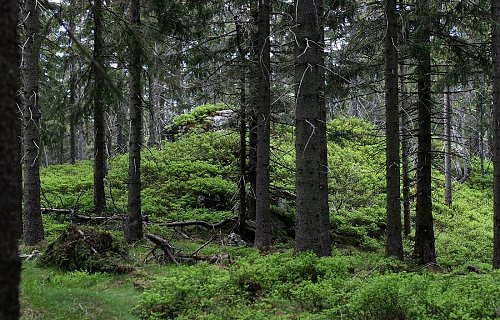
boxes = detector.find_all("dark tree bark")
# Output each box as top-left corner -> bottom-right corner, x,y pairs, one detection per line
93,0 -> 107,214
400,64 -> 411,236
0,2 -> 22,317
21,0 -> 44,245
254,0 -> 272,251
247,1 -> 258,222
124,0 -> 143,243
384,0 -> 403,259
105,112 -> 112,161
444,86 -> 452,206
413,0 -> 436,264
115,61 -> 127,154
294,0 -> 331,257
147,72 -> 157,148
248,110 -> 257,221
235,14 -> 248,233
117,102 -> 127,154
238,74 -> 247,230
69,64 -> 77,164
68,12 -> 78,165
479,99 -> 485,177
492,0 -> 500,269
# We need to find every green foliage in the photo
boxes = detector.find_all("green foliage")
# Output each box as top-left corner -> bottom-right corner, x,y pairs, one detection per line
40,161 -> 94,213
33,114 -> 500,319
172,113 -> 196,127
171,103 -> 228,130
135,263 -> 242,320
327,117 -> 381,146
136,250 -> 500,319
107,130 -> 238,221
344,272 -> 500,320
50,270 -> 108,288
326,118 -> 386,248
42,215 -> 70,243
21,261 -> 140,320
151,0 -> 221,38
433,182 -> 494,270
41,131 -> 238,223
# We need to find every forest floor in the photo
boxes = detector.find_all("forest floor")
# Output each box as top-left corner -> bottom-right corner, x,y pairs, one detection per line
19,232 -> 263,320
20,117 -> 500,319
19,221 -> 500,320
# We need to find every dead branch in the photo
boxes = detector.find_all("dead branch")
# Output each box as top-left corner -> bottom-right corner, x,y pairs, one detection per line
41,207 -> 148,223
41,207 -> 74,215
144,233 -> 231,265
145,233 -> 179,265
190,235 -> 216,256
160,217 -> 237,229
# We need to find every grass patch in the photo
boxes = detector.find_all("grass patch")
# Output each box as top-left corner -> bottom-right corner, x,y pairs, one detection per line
21,261 -> 140,320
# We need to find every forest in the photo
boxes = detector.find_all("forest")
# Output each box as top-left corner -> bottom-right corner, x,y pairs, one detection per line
1,0 -> 500,318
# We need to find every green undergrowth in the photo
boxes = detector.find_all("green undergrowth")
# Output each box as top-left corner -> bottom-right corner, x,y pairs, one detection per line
21,261 -> 140,320
41,130 -> 239,223
135,251 -> 500,319
39,116 -> 497,262
33,114 -> 500,319
21,242 -> 500,320
20,243 -> 168,320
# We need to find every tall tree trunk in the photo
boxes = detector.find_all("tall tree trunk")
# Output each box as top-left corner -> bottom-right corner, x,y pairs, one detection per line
147,72 -> 157,148
444,86 -> 452,206
479,99 -> 485,176
254,0 -> 272,251
69,63 -> 77,164
68,12 -> 78,165
248,111 -> 257,221
0,1 -> 22,316
93,0 -> 106,214
458,103 -> 468,184
21,0 -> 44,245
247,1 -> 258,223
105,111 -> 112,162
124,0 -> 143,244
413,0 -> 436,264
400,64 -> 412,236
239,74 -> 247,227
117,101 -> 127,153
384,0 -> 403,259
294,0 -> 331,257
59,105 -> 66,164
492,0 -> 500,269
235,15 -> 247,234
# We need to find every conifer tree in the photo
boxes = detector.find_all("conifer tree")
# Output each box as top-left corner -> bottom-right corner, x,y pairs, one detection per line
124,0 -> 144,243
0,1 -> 22,317
384,0 -> 403,259
254,0 -> 272,251
492,0 -> 500,269
93,0 -> 107,214
413,0 -> 436,264
294,0 -> 331,257
21,0 -> 45,245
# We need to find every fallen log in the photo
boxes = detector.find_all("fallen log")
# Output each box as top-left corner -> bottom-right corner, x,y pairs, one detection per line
160,216 -> 237,229
144,233 -> 231,265
41,207 -> 74,215
145,233 -> 179,265
41,208 -> 148,223
72,214 -> 125,222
